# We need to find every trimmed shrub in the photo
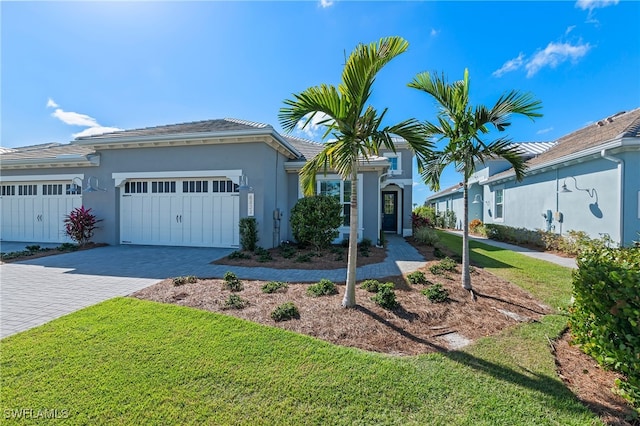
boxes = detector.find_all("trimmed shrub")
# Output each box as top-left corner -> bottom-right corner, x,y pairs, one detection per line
239,217 -> 259,251
261,281 -> 288,294
63,206 -> 102,246
223,294 -> 249,310
483,224 -> 544,248
307,279 -> 338,297
406,271 -> 428,285
290,195 -> 341,251
422,283 -> 449,303
360,279 -> 382,293
569,243 -> 640,409
229,250 -> 251,260
222,272 -> 244,292
413,227 -> 439,246
271,302 -> 300,322
371,283 -> 398,310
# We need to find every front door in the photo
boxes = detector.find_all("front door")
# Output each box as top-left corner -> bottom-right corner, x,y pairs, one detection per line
382,191 -> 397,233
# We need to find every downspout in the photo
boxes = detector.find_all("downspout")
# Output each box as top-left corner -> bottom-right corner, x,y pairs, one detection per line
377,172 -> 389,246
601,149 -> 624,245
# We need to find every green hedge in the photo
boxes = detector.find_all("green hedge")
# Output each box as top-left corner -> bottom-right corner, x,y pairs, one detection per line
569,244 -> 640,409
483,224 -> 545,247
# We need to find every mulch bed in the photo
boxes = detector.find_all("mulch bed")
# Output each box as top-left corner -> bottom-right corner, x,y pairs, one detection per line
0,242 -> 107,264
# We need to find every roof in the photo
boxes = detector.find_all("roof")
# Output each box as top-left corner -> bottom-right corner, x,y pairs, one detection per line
426,182 -> 463,201
512,141 -> 556,156
74,118 -> 270,140
488,108 -> 640,182
0,142 -> 95,161
281,135 -> 324,160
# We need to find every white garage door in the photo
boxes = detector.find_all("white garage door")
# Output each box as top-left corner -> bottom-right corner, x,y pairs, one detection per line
0,181 -> 82,243
120,178 -> 240,247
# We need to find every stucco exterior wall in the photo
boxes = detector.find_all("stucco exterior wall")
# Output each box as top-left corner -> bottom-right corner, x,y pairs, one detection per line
619,150 -> 640,245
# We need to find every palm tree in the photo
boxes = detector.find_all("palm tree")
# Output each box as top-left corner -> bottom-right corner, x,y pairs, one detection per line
409,68 -> 542,299
279,36 -> 432,308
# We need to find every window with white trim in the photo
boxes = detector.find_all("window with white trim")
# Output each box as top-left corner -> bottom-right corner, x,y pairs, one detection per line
383,152 -> 402,175
318,179 -> 351,226
495,189 -> 504,220
1,185 -> 16,196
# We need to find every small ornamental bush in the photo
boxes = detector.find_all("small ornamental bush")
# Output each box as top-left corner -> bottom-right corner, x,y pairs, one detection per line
25,245 -> 41,252
261,281 -> 288,294
271,302 -> 300,322
439,257 -> 457,272
279,243 -> 297,259
371,283 -> 398,310
406,271 -> 428,285
307,279 -> 338,297
239,217 -> 259,251
412,206 -> 436,230
295,253 -> 314,263
433,247 -> 445,259
290,195 -> 341,251
414,227 -> 439,246
254,247 -> 273,263
469,219 -> 483,234
422,283 -> 449,303
569,243 -> 640,409
223,294 -> 249,310
229,250 -> 251,260
222,272 -> 244,292
173,276 -> 187,286
360,279 -> 382,293
64,206 -> 102,246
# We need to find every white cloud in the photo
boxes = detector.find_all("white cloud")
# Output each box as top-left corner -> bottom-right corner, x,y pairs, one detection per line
295,112 -> 333,139
319,0 -> 333,8
430,28 -> 439,37
525,41 -> 591,77
492,53 -> 525,77
536,127 -> 554,135
47,99 -> 122,138
72,126 -> 122,139
575,0 -> 618,11
565,25 -> 576,35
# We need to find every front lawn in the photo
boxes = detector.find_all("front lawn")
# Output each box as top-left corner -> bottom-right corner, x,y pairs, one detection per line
1,298 -> 598,425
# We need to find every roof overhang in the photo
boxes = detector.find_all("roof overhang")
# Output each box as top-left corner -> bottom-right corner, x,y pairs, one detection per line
73,128 -> 302,159
483,137 -> 639,185
0,154 -> 100,170
284,157 -> 390,173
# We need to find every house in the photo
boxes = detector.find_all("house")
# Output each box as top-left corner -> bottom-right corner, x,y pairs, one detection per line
0,118 -> 414,248
426,108 -> 640,246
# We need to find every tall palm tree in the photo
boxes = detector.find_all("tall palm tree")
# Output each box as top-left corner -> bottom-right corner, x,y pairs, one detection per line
409,68 -> 542,299
279,36 -> 432,308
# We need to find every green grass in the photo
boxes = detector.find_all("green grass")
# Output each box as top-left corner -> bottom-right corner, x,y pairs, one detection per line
436,231 -> 575,310
0,234 -> 599,424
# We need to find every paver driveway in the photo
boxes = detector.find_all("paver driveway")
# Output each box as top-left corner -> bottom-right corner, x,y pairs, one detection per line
0,245 -> 233,338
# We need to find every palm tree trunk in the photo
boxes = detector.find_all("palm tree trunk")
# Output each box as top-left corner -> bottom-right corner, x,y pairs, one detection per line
461,179 -> 474,298
342,163 -> 359,308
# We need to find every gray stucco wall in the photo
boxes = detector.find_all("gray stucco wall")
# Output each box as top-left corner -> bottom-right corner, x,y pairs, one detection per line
619,150 -> 640,246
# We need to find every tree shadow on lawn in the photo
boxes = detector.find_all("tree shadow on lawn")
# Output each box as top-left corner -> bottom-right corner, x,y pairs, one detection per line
357,304 -> 598,419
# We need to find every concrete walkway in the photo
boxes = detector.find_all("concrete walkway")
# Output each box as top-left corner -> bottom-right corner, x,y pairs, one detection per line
0,235 -> 426,338
444,230 -> 577,269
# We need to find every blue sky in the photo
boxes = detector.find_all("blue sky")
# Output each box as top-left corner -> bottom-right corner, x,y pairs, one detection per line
2,1 -> 639,202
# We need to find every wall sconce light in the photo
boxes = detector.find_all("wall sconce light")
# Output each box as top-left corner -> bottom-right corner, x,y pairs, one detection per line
84,176 -> 107,193
472,194 -> 483,204
560,176 -> 602,218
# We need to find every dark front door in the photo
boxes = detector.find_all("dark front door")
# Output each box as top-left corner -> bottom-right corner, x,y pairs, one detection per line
382,191 -> 397,232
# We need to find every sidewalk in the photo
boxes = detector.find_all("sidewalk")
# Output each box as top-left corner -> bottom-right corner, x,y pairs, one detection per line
444,230 -> 577,269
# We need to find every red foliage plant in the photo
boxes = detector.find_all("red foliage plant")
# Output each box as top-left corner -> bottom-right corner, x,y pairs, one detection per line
64,206 -> 102,246
412,212 -> 433,230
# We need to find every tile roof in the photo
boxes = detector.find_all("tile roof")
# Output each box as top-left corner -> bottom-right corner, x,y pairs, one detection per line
512,141 -> 556,156
75,118 -> 270,140
489,108 -> 640,182
281,135 -> 325,160
426,182 -> 463,201
0,143 -> 95,161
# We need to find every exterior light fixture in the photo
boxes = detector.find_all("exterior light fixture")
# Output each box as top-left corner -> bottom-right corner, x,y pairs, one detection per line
472,194 -> 483,204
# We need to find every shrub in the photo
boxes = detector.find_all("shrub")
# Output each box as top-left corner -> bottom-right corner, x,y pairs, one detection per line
58,242 -> 78,251
307,279 -> 338,297
261,281 -> 288,294
63,206 -> 102,246
443,210 -> 457,229
569,243 -> 640,409
254,247 -> 273,263
484,224 -> 545,248
229,250 -> 251,260
412,206 -> 436,230
295,253 -> 314,263
271,302 -> 300,321
360,279 -> 382,292
371,282 -> 398,310
222,272 -> 244,292
422,283 -> 449,303
438,257 -> 457,272
469,219 -> 483,234
413,227 -> 439,246
223,294 -> 249,310
333,250 -> 344,261
406,271 -> 428,285
290,195 -> 341,251
433,247 -> 445,259
25,245 -> 41,252
239,217 -> 259,251
359,238 -> 372,249
279,243 -> 297,259
186,275 -> 198,284
173,276 -> 187,286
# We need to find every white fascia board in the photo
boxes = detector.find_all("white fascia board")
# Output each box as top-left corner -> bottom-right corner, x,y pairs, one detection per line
284,159 -> 387,173
0,155 -> 99,169
112,170 -> 243,186
382,178 -> 413,189
0,173 -> 84,182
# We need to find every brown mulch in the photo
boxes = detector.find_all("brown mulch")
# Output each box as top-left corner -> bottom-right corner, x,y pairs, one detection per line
212,245 -> 386,270
132,238 -> 637,424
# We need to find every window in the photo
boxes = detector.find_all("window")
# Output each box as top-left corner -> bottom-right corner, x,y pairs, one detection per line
150,181 -> 176,194
1,185 -> 16,196
66,184 -> 81,195
124,181 -> 149,194
318,179 -> 351,226
18,184 -> 37,196
211,179 -> 239,193
383,152 -> 402,175
183,180 -> 208,193
43,184 -> 63,196
495,189 -> 504,220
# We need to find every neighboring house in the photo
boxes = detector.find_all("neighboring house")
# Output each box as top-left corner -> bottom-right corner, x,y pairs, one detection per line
0,119 -> 414,248
426,108 -> 640,246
